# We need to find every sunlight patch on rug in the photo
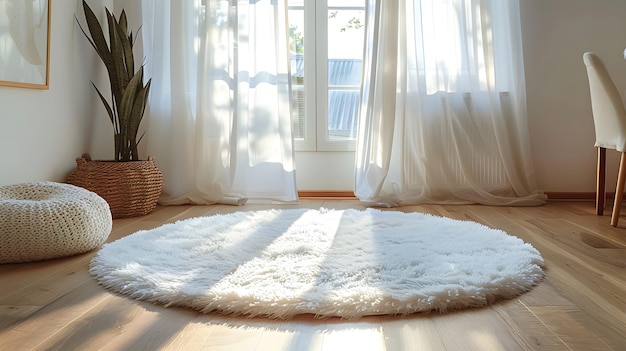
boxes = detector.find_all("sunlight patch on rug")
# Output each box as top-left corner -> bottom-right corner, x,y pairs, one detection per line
89,208 -> 545,319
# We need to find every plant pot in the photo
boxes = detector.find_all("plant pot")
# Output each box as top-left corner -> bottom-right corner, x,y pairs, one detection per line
67,153 -> 163,219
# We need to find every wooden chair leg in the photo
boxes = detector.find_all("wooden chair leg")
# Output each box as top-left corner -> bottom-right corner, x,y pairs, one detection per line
611,152 -> 626,226
596,147 -> 606,215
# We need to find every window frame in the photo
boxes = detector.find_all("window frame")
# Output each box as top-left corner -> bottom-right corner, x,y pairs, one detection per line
289,0 -> 364,152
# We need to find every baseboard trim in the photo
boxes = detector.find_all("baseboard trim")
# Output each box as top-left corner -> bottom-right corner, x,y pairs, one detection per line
297,191 -> 604,201
298,191 -> 356,199
545,192 -> 605,201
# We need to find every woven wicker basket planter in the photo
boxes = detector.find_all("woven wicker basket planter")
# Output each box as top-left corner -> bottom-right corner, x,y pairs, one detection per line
67,154 -> 163,219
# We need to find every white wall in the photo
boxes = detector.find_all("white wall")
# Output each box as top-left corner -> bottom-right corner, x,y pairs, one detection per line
296,152 -> 355,191
2,0 -> 626,195
521,0 -> 626,194
0,0 -> 101,186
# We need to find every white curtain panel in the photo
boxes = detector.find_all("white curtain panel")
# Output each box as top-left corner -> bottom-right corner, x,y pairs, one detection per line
142,0 -> 297,205
355,0 -> 547,207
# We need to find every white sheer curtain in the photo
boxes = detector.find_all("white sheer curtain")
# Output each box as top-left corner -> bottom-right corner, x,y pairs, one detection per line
355,0 -> 547,207
142,0 -> 297,205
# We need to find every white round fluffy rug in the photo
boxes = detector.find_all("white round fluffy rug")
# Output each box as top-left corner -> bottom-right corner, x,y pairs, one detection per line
90,208 -> 545,319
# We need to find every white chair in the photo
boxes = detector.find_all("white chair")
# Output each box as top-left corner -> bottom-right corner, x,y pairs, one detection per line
582,52 -> 626,227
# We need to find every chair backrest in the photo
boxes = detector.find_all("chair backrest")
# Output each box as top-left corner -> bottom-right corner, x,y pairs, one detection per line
583,52 -> 626,152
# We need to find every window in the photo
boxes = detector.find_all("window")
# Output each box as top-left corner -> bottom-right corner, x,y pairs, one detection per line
287,0 -> 365,152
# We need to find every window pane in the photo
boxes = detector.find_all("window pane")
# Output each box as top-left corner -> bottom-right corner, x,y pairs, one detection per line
288,6 -> 305,140
287,0 -> 365,149
327,4 -> 364,141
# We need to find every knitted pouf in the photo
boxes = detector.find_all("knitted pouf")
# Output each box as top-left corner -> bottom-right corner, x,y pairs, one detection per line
0,182 -> 112,264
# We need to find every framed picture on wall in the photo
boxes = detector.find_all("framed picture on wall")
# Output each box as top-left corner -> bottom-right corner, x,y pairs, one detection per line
0,0 -> 50,89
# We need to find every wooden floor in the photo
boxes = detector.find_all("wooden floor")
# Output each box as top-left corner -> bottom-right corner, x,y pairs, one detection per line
0,200 -> 624,351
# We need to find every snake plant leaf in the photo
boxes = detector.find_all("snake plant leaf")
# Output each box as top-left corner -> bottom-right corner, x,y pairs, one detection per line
107,11 -> 128,104
128,76 -> 151,140
117,69 -> 147,161
137,130 -> 146,146
91,82 -> 116,129
119,9 -> 128,38
80,1 -> 109,62
119,69 -> 143,128
75,19 -> 100,59
81,1 -> 123,119
128,79 -> 151,160
115,18 -> 134,80
128,77 -> 150,140
114,133 -> 123,161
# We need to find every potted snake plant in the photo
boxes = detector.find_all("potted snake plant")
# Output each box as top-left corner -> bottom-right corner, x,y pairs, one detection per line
67,0 -> 162,219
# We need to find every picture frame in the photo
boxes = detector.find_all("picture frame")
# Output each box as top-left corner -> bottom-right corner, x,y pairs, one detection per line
0,0 -> 50,89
